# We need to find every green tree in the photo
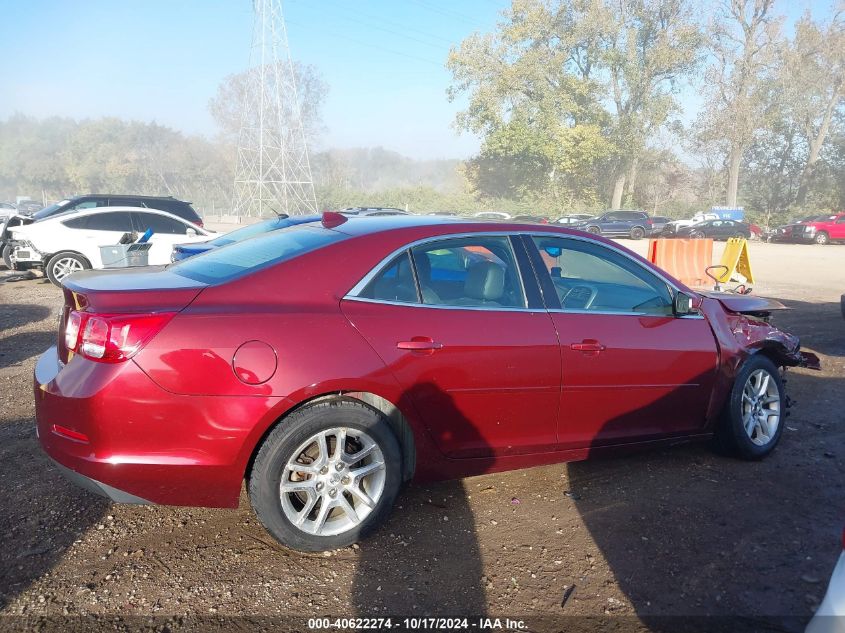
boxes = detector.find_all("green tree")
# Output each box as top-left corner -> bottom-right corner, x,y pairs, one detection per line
448,0 -> 703,209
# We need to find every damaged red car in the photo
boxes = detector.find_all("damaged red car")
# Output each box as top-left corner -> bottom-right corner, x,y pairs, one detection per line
34,214 -> 819,551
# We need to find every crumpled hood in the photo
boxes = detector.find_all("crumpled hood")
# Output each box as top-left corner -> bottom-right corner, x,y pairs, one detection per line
699,292 -> 789,316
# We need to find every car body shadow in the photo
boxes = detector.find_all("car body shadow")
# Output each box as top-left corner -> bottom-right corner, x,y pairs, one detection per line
0,418 -> 109,610
0,303 -> 52,332
567,297 -> 842,632
352,382 -> 487,617
0,331 -> 57,369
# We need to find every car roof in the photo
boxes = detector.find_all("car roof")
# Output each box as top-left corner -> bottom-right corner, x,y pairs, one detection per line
47,205 -> 193,223
72,194 -> 182,201
321,213 -> 606,239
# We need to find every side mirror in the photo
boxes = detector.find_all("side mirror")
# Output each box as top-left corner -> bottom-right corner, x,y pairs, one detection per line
186,228 -> 197,237
674,291 -> 697,316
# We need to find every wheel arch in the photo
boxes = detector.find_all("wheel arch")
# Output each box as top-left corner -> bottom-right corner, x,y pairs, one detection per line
48,249 -> 91,266
244,391 -> 417,485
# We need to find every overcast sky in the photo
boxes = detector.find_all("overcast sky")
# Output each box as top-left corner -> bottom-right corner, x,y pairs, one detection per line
0,0 -> 830,160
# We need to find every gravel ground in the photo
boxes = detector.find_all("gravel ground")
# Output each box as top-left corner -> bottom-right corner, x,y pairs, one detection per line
0,240 -> 843,632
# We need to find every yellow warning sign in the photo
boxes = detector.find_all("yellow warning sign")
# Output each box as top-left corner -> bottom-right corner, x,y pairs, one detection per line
716,238 -> 754,284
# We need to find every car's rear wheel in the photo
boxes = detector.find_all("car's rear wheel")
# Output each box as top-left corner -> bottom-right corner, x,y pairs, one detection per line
814,231 -> 830,245
1,244 -> 11,269
630,226 -> 645,240
248,400 -> 402,551
690,230 -> 705,239
46,252 -> 91,286
715,355 -> 785,460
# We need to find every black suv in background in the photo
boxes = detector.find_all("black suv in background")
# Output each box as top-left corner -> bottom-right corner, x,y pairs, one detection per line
31,195 -> 203,226
575,210 -> 652,239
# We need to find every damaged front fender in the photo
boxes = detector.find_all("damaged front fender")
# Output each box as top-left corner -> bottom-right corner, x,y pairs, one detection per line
726,313 -> 821,370
698,297 -> 821,426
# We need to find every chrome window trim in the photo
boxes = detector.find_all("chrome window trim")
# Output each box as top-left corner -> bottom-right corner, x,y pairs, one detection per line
346,229 -> 703,319
343,295 -> 542,313
346,232 -> 530,310
546,307 -> 706,319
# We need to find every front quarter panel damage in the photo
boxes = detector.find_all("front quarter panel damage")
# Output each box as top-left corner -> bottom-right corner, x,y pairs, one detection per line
698,297 -> 821,426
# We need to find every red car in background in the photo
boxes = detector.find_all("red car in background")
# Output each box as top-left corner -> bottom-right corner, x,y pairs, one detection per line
34,214 -> 819,551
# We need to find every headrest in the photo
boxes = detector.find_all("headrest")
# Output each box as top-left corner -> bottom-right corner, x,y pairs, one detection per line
464,261 -> 505,301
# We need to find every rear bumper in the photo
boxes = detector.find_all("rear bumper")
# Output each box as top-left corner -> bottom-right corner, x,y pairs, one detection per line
34,346 -> 276,508
49,457 -> 151,504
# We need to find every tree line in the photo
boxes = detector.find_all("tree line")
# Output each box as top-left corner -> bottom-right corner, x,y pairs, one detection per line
0,0 -> 841,226
448,0 -> 844,225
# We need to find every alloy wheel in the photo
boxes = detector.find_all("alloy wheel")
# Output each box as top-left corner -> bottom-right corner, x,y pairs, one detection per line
52,257 -> 83,281
741,369 -> 781,446
280,427 -> 386,537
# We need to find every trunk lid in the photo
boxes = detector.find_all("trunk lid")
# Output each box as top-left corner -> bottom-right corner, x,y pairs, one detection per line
58,267 -> 206,364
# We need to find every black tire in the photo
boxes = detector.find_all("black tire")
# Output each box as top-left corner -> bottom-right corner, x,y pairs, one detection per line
715,355 -> 785,460
248,400 -> 402,551
586,226 -> 601,235
46,251 -> 91,287
630,226 -> 645,240
814,231 -> 830,245
1,243 -> 11,269
690,231 -> 705,239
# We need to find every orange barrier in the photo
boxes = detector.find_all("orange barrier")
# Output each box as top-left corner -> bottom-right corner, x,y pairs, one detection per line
647,238 -> 714,288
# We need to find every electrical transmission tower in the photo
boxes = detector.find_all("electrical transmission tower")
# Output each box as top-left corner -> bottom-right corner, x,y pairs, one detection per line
232,0 -> 317,218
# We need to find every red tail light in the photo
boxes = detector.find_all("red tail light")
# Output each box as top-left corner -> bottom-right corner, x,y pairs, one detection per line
65,311 -> 175,363
646,219 -> 654,225
194,219 -> 204,228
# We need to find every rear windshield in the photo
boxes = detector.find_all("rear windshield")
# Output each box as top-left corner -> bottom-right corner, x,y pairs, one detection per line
207,216 -> 293,247
170,224 -> 346,284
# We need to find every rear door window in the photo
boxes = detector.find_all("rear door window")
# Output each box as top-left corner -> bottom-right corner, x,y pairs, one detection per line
84,212 -> 134,232
358,252 -> 420,304
133,212 -> 188,235
409,236 -> 526,308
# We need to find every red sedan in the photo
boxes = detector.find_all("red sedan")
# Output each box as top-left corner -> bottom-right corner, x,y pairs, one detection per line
34,213 -> 819,551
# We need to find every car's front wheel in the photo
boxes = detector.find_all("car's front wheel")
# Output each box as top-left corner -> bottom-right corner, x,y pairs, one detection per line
46,251 -> 91,286
249,400 -> 402,551
1,243 -> 11,269
715,355 -> 785,460
587,226 -> 601,235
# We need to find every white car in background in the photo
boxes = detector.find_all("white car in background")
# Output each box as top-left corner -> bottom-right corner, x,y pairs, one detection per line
474,211 -> 512,220
9,206 -> 212,285
806,526 -> 845,633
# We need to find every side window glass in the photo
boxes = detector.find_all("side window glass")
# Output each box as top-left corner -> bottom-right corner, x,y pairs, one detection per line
358,252 -> 420,304
62,217 -> 89,229
85,212 -> 134,232
135,213 -> 187,235
531,236 -> 673,316
67,201 -> 100,211
836,216 -> 845,224
410,236 -> 525,308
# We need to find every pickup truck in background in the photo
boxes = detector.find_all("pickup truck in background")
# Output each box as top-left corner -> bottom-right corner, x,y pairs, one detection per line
795,212 -> 845,245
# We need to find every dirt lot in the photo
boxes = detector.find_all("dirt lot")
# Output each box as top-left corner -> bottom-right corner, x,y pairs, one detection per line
0,239 -> 842,632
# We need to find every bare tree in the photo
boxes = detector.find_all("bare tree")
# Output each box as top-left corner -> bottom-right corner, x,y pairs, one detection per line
695,0 -> 780,207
